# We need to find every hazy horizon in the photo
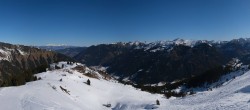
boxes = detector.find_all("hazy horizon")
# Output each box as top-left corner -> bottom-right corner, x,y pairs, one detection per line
2,37 -> 249,47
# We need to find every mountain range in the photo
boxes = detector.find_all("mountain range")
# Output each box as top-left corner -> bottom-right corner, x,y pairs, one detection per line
1,38 -> 250,109
67,38 -> 250,84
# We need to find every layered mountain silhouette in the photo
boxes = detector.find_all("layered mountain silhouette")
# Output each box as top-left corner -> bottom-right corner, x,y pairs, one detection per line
2,38 -> 250,86
72,38 -> 250,84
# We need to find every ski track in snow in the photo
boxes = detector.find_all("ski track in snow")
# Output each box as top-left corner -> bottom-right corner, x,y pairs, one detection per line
0,62 -> 250,110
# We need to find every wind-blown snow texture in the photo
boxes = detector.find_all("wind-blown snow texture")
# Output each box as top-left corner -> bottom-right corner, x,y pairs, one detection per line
0,62 -> 250,110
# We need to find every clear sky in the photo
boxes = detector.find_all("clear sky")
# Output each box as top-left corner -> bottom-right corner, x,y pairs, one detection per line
1,0 -> 250,46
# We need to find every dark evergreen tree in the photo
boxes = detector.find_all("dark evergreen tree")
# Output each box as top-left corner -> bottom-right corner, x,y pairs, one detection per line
156,99 -> 160,105
33,76 -> 38,81
55,65 -> 61,69
87,79 -> 91,85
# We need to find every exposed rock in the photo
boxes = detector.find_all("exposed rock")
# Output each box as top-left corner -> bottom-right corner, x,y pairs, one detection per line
0,42 -> 72,87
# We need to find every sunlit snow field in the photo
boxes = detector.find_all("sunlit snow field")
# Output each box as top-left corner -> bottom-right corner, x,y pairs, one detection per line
0,62 -> 249,110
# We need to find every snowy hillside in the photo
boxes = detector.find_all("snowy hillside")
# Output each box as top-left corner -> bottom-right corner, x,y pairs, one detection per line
168,68 -> 250,110
0,62 -> 164,110
0,62 -> 250,110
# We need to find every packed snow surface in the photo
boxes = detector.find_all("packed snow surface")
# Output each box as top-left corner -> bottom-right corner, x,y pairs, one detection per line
0,62 -> 250,110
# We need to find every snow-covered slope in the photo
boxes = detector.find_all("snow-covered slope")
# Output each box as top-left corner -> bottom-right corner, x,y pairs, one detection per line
0,62 -> 250,110
166,69 -> 250,110
0,62 -> 164,110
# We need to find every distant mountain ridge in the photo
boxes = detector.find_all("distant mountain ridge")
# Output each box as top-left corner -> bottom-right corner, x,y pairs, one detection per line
55,47 -> 87,57
91,38 -> 224,53
37,45 -> 79,51
72,38 -> 250,84
37,45 -> 86,58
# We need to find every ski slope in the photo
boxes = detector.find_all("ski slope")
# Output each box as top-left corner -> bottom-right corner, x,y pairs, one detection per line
0,62 -> 250,110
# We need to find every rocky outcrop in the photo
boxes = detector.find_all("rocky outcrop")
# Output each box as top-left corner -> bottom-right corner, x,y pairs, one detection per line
0,42 -> 72,86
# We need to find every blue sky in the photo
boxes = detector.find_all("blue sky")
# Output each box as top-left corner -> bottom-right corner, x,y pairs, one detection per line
1,0 -> 250,46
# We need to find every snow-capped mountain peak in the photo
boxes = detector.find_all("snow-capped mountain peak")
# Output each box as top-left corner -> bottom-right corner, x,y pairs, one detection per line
172,38 -> 197,47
